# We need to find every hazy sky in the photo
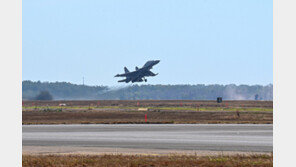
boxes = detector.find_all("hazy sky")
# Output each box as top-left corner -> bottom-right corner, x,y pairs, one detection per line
23,0 -> 272,86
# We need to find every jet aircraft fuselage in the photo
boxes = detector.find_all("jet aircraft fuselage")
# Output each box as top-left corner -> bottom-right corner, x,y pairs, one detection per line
115,60 -> 160,83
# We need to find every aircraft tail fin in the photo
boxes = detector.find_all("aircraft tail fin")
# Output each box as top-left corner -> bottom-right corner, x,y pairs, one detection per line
124,67 -> 129,73
135,66 -> 139,71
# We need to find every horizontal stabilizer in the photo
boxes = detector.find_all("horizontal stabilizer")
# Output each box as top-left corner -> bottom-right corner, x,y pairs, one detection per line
118,79 -> 127,83
114,74 -> 125,77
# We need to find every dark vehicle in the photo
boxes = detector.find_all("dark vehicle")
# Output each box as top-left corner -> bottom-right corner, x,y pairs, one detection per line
217,97 -> 222,103
115,60 -> 160,83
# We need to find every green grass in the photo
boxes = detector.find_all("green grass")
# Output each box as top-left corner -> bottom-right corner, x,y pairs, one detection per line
148,107 -> 272,112
22,106 -> 137,110
22,105 -> 273,112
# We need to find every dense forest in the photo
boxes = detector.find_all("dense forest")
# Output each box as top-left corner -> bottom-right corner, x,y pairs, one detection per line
22,80 -> 273,100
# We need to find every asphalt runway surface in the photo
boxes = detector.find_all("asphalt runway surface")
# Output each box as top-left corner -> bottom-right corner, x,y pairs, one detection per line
23,124 -> 272,152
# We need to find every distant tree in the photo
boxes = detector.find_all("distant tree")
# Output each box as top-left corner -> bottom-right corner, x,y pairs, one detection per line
35,91 -> 53,100
22,80 -> 273,100
255,94 -> 259,100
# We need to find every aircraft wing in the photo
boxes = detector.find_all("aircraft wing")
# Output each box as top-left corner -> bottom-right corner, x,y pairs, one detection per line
146,70 -> 158,76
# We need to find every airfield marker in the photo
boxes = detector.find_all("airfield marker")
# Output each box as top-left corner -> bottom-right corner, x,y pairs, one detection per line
236,110 -> 240,118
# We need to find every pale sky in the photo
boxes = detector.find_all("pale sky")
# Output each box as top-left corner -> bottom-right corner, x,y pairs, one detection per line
23,0 -> 273,86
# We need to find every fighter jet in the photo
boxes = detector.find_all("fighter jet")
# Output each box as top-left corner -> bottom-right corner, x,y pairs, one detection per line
115,60 -> 160,83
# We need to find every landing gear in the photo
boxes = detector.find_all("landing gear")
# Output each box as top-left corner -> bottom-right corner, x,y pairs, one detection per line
143,77 -> 147,82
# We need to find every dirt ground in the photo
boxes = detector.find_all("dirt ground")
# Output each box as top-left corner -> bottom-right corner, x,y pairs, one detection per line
22,100 -> 272,124
22,154 -> 273,167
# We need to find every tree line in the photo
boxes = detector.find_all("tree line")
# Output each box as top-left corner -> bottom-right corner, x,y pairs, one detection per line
22,80 -> 273,100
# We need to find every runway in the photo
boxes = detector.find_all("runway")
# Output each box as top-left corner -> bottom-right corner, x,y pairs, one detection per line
23,124 -> 272,153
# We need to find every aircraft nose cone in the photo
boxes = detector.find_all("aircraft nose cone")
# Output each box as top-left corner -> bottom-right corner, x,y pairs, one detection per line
155,60 -> 160,64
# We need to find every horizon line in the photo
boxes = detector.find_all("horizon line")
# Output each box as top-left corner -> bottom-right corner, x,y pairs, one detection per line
22,80 -> 273,87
